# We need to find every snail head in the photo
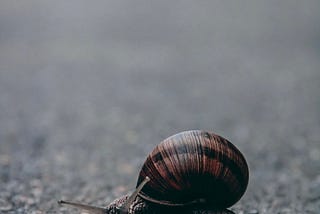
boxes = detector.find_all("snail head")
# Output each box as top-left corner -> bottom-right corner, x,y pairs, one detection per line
58,177 -> 150,214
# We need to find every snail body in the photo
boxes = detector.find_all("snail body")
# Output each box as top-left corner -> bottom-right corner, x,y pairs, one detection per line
59,130 -> 249,214
105,194 -> 236,214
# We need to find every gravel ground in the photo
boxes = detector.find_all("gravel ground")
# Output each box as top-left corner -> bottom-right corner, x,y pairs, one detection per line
0,1 -> 320,213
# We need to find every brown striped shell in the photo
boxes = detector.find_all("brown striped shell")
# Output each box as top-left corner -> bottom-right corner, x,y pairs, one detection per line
136,130 -> 249,209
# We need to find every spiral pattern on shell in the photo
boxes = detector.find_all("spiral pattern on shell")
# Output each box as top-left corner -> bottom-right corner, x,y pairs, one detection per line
136,130 -> 249,209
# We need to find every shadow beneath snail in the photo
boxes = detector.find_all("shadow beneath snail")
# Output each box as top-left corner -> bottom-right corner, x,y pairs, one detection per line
149,207 -> 236,214
185,210 -> 235,214
145,203 -> 236,214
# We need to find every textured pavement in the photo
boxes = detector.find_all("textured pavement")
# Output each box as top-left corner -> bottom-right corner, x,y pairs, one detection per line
0,1 -> 320,213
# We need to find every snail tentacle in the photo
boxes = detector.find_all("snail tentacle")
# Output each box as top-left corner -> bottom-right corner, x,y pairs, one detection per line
118,176 -> 151,213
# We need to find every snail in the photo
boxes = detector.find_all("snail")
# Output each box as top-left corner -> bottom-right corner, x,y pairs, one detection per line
58,130 -> 249,214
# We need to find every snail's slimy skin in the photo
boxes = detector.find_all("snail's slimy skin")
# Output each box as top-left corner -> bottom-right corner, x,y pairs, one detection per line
106,194 -> 235,214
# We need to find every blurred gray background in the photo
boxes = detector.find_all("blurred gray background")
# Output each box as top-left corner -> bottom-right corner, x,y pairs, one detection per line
0,1 -> 319,213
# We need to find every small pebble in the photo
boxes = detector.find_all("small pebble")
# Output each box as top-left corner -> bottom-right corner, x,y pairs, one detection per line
247,209 -> 259,214
0,154 -> 10,166
279,208 -> 291,213
0,198 -> 13,211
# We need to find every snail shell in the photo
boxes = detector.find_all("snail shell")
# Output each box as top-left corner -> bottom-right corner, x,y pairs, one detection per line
137,130 -> 249,209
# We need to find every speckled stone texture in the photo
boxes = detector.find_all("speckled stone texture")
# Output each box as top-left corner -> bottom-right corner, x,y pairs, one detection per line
0,1 -> 319,213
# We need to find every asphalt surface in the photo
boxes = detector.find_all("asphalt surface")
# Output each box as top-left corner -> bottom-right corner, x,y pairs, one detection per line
0,1 -> 319,213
